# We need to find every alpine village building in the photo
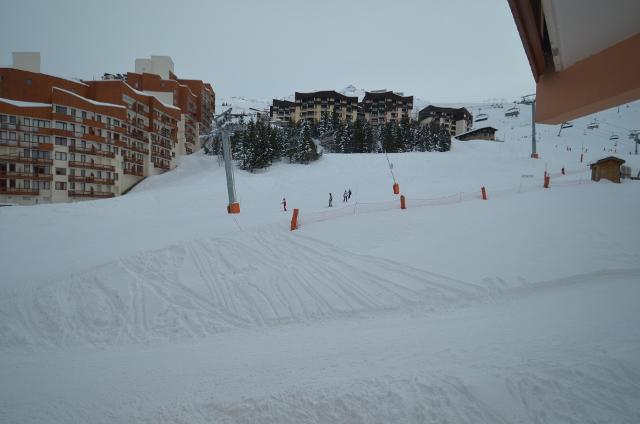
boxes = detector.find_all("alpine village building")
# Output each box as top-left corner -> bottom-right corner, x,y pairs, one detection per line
417,105 -> 473,137
0,53 -> 215,205
268,91 -> 472,135
361,91 -> 413,125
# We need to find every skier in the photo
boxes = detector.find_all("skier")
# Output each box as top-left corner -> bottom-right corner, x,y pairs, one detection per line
343,190 -> 348,202
281,198 -> 287,212
328,193 -> 333,207
348,188 -> 352,200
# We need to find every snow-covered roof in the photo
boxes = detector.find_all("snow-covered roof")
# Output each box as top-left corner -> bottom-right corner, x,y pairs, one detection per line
0,97 -> 51,108
53,87 -> 126,110
126,84 -> 181,112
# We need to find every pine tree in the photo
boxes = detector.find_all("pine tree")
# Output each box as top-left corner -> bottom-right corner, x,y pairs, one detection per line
363,121 -> 376,153
342,120 -> 354,153
352,119 -> 365,153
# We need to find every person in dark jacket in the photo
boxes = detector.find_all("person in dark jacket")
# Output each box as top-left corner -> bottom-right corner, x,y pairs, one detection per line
348,189 -> 352,200
281,198 -> 287,212
328,193 -> 333,207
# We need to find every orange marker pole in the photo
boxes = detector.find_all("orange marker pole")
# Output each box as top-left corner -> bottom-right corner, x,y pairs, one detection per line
544,175 -> 550,188
393,183 -> 400,195
481,186 -> 487,200
400,195 -> 406,209
290,208 -> 299,231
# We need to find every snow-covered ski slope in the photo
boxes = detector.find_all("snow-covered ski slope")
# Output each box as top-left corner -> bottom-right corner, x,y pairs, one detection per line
1,100 -> 639,423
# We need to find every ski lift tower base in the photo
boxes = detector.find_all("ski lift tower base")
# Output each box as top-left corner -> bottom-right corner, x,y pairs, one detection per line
531,153 -> 539,159
227,203 -> 240,214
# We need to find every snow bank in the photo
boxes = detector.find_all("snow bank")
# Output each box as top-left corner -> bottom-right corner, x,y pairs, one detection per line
1,99 -> 639,423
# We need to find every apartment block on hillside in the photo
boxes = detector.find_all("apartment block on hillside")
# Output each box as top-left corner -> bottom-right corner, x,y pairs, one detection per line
361,91 -> 413,125
294,91 -> 358,123
0,54 -> 215,205
418,105 -> 473,136
269,99 -> 296,123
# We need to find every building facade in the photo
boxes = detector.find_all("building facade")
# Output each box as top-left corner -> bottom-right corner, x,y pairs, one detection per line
454,126 -> 497,141
269,99 -> 296,123
418,105 -> 473,136
0,55 -> 215,206
361,91 -> 413,125
294,91 -> 358,123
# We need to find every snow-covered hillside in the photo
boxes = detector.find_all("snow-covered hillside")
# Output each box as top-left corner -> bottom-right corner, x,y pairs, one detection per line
1,101 -> 639,423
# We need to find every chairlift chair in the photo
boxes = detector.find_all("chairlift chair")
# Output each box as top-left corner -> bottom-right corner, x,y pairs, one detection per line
586,120 -> 599,130
609,133 -> 619,141
560,122 -> 573,129
475,113 -> 488,122
504,106 -> 520,117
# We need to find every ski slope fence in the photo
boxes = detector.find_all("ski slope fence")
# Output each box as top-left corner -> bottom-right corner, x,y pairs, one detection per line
296,167 -> 591,229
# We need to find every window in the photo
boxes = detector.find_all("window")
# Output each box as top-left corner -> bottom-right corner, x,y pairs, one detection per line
55,182 -> 67,190
55,121 -> 67,130
55,168 -> 66,176
55,106 -> 68,115
70,109 -> 76,118
55,152 -> 67,161
26,79 -> 32,86
24,118 -> 30,127
55,137 -> 67,146
9,116 -> 17,124
82,111 -> 87,120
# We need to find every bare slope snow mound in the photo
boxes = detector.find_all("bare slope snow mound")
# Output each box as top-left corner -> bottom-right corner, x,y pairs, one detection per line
0,227 -> 479,350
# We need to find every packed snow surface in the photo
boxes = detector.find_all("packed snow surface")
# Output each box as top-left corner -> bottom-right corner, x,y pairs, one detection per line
1,101 -> 640,423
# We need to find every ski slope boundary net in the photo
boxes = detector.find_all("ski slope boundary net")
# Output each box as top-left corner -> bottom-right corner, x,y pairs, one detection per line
298,167 -> 591,228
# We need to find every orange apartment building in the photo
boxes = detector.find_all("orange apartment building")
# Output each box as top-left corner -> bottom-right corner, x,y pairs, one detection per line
0,54 -> 215,205
126,70 -> 215,154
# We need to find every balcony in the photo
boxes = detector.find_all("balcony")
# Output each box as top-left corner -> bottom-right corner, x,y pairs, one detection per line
123,156 -> 144,165
51,128 -> 74,138
0,139 -> 34,149
68,161 -> 115,172
125,144 -> 149,155
69,176 -> 115,185
153,161 -> 170,170
0,122 -> 20,131
52,113 -> 76,123
152,151 -> 172,160
69,145 -> 115,158
129,131 -> 147,142
0,171 -> 53,181
82,132 -> 106,143
82,117 -> 105,129
124,168 -> 144,177
0,154 -> 53,165
0,187 -> 39,196
68,190 -> 115,199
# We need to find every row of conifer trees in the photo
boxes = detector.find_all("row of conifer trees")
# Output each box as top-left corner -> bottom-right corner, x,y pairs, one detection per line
204,111 -> 451,172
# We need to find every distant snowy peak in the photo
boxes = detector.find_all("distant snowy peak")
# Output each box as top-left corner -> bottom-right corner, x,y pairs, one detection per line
340,84 -> 366,100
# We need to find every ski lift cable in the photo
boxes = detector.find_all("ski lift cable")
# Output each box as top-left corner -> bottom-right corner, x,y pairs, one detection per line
596,118 -> 633,132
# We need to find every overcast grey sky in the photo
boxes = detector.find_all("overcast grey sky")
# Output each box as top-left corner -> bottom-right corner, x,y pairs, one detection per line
1,0 -> 534,102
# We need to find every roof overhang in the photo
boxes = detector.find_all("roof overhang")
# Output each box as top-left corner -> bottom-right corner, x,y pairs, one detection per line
507,0 -> 640,124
